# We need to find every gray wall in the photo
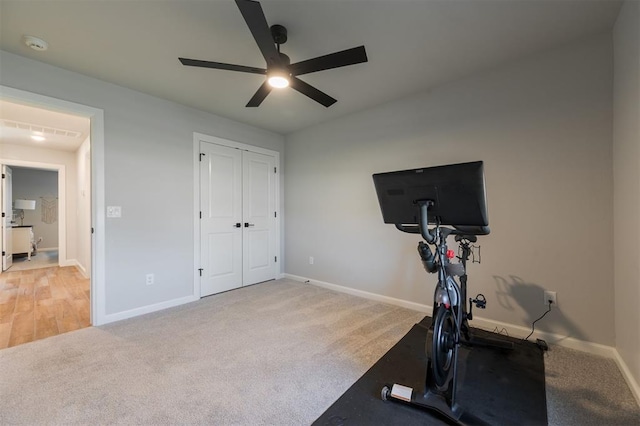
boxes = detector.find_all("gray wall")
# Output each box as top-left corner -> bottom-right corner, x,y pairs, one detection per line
613,0 -> 640,392
11,167 -> 58,249
285,34 -> 614,345
0,50 -> 285,316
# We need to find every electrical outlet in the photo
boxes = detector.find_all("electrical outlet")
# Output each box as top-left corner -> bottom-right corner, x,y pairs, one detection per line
544,290 -> 557,307
146,273 -> 154,285
107,206 -> 122,218
309,256 -> 314,265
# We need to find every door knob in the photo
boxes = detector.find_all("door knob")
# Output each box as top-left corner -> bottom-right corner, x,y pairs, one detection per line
234,223 -> 241,228
244,223 -> 255,227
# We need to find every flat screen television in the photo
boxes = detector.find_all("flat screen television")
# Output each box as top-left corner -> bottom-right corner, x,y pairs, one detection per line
372,161 -> 488,227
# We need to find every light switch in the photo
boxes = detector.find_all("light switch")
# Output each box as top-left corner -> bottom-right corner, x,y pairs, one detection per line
107,206 -> 122,218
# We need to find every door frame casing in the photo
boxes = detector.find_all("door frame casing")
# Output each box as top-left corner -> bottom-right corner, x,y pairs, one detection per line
0,85 -> 106,326
1,165 -> 13,271
193,132 -> 280,298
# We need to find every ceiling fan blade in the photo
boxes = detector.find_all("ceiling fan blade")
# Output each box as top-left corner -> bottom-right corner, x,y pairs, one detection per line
289,77 -> 337,107
289,46 -> 368,76
246,81 -> 272,107
179,58 -> 266,74
235,0 -> 281,68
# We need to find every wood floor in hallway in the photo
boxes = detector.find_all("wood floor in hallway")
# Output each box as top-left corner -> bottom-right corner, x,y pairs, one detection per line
0,266 -> 90,349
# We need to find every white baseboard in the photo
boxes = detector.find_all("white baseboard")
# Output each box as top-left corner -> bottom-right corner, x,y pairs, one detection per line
101,295 -> 199,325
283,273 -> 639,404
59,258 -> 77,268
613,350 -> 640,406
37,247 -> 81,275
74,262 -> 88,278
284,273 -> 431,313
56,257 -> 90,279
468,316 -> 618,359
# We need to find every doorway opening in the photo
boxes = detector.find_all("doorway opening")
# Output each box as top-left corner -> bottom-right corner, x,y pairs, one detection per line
7,166 -> 60,271
0,87 -> 105,348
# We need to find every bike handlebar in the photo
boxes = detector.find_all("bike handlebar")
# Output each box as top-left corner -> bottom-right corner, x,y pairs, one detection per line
394,223 -> 490,243
394,223 -> 436,243
393,200 -> 490,243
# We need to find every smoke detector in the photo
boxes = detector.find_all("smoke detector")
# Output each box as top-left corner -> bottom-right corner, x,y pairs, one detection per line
23,35 -> 48,51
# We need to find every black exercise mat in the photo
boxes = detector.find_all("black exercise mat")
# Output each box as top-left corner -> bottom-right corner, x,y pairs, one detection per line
314,316 -> 547,425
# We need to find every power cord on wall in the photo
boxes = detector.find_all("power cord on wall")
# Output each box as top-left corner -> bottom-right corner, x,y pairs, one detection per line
523,301 -> 553,341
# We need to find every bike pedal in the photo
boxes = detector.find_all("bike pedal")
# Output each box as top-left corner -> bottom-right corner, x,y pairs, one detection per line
473,294 -> 487,309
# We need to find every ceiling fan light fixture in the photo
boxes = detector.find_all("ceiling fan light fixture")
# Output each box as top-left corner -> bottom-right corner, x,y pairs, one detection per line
267,69 -> 290,89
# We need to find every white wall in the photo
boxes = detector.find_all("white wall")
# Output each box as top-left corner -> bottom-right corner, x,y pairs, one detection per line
613,0 -> 640,395
11,167 -> 58,249
0,50 -> 285,317
76,137 -> 91,277
285,34 -> 614,345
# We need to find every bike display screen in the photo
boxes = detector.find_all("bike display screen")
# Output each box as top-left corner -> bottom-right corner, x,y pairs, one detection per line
373,161 -> 488,227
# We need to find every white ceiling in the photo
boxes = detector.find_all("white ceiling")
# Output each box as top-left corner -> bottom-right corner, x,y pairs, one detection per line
0,99 -> 90,152
0,0 -> 623,135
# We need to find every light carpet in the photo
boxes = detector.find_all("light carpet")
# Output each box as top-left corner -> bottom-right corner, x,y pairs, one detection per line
0,279 -> 423,424
0,278 -> 638,425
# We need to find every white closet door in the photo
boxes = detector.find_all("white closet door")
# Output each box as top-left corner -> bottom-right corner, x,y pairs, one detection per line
242,151 -> 277,285
200,143 -> 242,296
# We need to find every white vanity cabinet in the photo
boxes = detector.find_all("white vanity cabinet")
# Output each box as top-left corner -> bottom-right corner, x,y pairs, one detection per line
12,226 -> 34,260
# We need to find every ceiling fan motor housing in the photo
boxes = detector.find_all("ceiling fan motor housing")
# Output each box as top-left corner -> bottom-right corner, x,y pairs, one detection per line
278,53 -> 290,67
270,24 -> 287,45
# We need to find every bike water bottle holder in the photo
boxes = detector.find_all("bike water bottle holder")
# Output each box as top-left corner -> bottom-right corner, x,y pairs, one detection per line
418,241 -> 437,273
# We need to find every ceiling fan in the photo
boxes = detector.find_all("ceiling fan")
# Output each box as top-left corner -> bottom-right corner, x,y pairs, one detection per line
178,0 -> 368,108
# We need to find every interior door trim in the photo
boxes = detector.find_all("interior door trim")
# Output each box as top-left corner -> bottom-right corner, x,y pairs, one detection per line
0,85 -> 106,326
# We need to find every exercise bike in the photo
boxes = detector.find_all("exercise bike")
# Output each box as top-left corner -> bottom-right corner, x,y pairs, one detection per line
372,162 -> 513,425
